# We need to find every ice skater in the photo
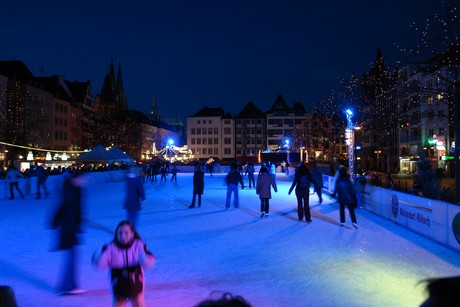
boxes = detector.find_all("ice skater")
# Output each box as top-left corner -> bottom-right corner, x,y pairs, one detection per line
34,161 -> 49,199
160,165 -> 167,183
189,164 -> 204,208
6,165 -> 24,200
334,167 -> 358,228
124,166 -> 146,228
311,161 -> 323,204
170,165 -> 178,182
246,162 -> 255,189
225,161 -> 244,209
256,166 -> 277,217
51,172 -> 86,295
92,220 -> 156,307
288,163 -> 313,223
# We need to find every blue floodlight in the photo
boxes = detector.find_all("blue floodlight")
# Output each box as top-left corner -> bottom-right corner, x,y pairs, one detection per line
345,109 -> 353,116
168,139 -> 174,146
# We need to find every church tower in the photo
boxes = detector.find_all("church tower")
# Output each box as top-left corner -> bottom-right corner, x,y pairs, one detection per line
94,59 -> 127,118
150,94 -> 158,122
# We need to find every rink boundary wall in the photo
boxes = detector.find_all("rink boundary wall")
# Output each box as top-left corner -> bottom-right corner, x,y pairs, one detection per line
322,174 -> 460,253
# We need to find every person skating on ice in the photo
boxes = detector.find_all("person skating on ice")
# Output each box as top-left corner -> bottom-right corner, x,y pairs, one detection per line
256,166 -> 277,217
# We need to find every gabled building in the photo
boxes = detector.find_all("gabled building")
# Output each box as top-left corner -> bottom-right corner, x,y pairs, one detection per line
187,107 -> 235,160
0,61 -> 93,157
266,94 -> 307,151
235,101 -> 266,161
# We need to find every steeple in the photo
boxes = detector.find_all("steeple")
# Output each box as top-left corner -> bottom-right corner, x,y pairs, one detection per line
95,58 -> 127,118
150,94 -> 158,122
99,58 -> 116,103
116,63 -> 127,111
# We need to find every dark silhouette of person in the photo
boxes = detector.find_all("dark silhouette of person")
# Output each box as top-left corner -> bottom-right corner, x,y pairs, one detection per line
225,162 -> 244,209
288,163 -> 313,223
124,167 -> 146,228
189,164 -> 205,208
195,292 -> 251,307
34,161 -> 49,199
419,276 -> 460,307
51,172 -> 86,294
311,161 -> 323,204
0,285 -> 18,307
334,167 -> 358,228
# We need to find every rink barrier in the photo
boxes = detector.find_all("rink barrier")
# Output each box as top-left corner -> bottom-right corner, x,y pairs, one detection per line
323,174 -> 460,253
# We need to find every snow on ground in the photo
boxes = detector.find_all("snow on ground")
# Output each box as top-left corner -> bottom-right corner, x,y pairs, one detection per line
1,172 -> 460,307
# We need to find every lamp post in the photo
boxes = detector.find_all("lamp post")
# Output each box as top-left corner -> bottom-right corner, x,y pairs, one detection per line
344,109 -> 355,178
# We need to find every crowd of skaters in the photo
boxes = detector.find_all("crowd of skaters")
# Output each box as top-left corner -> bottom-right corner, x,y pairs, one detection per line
1,157 -> 363,305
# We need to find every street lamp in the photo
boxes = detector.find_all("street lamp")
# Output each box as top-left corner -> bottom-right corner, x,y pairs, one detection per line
344,109 -> 355,177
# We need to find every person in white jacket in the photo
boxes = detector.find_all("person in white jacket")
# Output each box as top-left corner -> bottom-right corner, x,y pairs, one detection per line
92,220 -> 156,307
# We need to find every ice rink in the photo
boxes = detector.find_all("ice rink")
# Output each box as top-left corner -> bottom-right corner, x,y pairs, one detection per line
1,172 -> 460,307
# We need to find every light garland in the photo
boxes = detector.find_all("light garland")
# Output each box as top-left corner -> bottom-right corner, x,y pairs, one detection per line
0,141 -> 86,154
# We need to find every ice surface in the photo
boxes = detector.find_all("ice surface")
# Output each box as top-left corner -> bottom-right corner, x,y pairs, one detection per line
1,172 -> 460,307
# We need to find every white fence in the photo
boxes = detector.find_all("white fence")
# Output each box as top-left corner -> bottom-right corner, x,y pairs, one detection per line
322,174 -> 460,253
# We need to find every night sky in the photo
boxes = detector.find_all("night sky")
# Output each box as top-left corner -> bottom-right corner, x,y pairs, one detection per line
0,0 -> 437,118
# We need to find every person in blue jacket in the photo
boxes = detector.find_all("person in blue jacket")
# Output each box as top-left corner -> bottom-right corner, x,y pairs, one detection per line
124,166 -> 146,227
225,161 -> 244,209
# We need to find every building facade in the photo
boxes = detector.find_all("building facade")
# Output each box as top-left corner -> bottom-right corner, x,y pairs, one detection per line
266,94 -> 307,151
187,107 -> 235,160
235,101 -> 266,162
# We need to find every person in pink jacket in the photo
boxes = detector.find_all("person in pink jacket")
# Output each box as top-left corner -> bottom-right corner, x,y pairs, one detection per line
92,221 -> 156,307
256,166 -> 277,218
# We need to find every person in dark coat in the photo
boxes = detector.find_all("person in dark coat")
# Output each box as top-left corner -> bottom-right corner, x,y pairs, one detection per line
334,167 -> 358,228
160,165 -> 167,183
0,285 -> 18,307
34,161 -> 49,199
124,167 -> 146,227
288,163 -> 313,223
246,162 -> 255,189
311,161 -> 323,204
225,161 -> 244,209
170,165 -> 178,182
189,164 -> 205,208
51,173 -> 85,295
256,166 -> 277,217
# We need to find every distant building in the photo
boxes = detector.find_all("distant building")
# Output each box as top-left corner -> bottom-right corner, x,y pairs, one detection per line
266,94 -> 307,151
235,101 -> 266,161
0,61 -> 92,159
187,107 -> 235,160
397,63 -> 451,174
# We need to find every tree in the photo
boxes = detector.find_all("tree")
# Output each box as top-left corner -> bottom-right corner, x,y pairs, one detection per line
292,108 -> 333,164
